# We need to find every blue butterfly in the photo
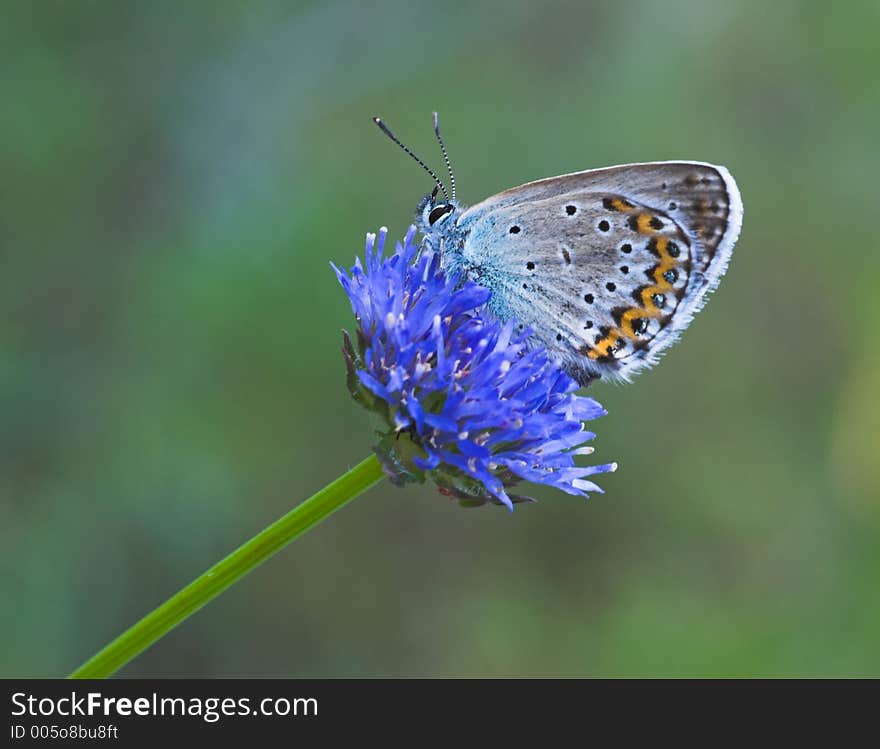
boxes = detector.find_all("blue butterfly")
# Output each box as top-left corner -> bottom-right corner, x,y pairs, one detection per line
375,113 -> 742,384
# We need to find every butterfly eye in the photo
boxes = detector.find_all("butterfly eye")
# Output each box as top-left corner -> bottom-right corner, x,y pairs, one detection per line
428,204 -> 454,226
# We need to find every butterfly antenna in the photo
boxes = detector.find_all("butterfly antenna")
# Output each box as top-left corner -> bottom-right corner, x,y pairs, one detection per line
373,116 -> 449,200
432,112 -> 456,202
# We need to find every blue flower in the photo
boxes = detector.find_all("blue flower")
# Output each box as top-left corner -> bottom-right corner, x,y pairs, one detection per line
333,226 -> 616,510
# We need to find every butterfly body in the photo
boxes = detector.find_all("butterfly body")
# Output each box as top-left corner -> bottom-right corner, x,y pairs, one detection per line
418,160 -> 742,385
375,116 -> 742,386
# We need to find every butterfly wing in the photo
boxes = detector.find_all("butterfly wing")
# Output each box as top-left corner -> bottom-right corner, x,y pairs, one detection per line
455,161 -> 743,384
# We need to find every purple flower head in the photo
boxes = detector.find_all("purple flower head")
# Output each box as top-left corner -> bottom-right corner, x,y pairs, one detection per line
333,226 -> 616,510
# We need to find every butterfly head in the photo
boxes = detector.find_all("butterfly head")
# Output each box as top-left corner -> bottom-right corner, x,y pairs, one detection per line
416,187 -> 458,234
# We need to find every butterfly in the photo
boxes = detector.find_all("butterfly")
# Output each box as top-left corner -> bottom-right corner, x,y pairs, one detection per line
374,113 -> 743,385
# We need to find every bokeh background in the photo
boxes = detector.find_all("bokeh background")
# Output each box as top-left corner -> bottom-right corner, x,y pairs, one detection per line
3,0 -> 879,678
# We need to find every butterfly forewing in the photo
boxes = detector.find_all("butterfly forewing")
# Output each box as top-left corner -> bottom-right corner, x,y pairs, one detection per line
455,161 -> 742,384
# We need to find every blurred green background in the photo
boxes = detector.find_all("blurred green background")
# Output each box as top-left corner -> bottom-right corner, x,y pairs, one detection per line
2,0 -> 879,678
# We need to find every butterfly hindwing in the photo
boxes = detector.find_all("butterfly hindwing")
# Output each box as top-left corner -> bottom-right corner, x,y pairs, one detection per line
452,161 -> 742,384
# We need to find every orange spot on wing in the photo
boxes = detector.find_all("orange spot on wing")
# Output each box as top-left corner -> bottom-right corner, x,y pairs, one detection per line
587,333 -> 620,360
640,289 -> 663,315
650,236 -> 678,290
619,308 -> 648,339
635,213 -> 659,234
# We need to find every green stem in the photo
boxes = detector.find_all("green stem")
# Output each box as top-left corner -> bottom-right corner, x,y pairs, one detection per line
68,454 -> 386,679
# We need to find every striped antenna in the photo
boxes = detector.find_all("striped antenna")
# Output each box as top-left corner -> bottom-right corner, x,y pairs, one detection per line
432,112 -> 456,202
373,116 -> 449,200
